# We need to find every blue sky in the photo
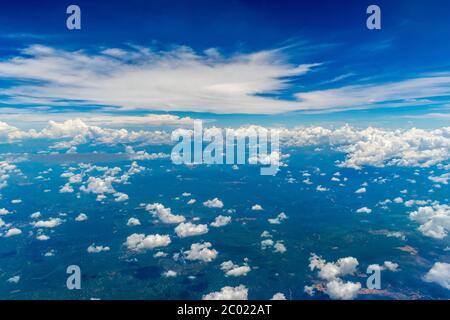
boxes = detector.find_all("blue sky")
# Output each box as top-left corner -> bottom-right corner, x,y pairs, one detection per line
0,0 -> 450,127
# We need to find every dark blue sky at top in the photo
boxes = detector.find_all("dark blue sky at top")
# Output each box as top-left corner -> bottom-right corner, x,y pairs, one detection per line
1,0 -> 449,74
0,0 -> 449,126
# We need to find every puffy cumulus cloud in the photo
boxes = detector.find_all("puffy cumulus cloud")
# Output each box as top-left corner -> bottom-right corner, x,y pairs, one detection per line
162,270 -> 177,278
0,208 -> 11,215
2,118 -> 450,171
316,185 -> 329,192
271,293 -> 287,300
36,234 -> 50,241
210,215 -> 231,228
309,254 -> 359,281
0,161 -> 21,190
127,217 -> 141,226
325,279 -> 361,300
424,262 -> 450,289
125,146 -> 169,161
369,261 -> 400,272
183,242 -> 218,263
356,207 -> 372,214
279,125 -> 450,169
429,173 -> 449,185
30,211 -> 42,219
202,285 -> 248,300
409,203 -> 450,239
114,192 -> 129,202
75,213 -> 88,222
220,260 -> 251,277
87,244 -> 110,253
251,204 -> 264,211
124,233 -> 171,252
80,176 -> 116,195
145,203 -> 185,224
268,212 -> 288,225
203,198 -> 224,209
383,261 -> 400,272
261,239 -> 274,250
0,118 -> 171,148
248,151 -> 286,169
0,44 -> 319,114
274,241 -> 287,253
175,222 -> 209,238
355,187 -> 367,194
308,253 -> 361,300
32,218 -> 63,228
59,183 -> 74,193
4,228 -> 22,237
60,162 -> 145,202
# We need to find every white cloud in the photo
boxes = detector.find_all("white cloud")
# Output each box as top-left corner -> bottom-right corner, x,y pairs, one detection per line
355,187 -> 366,194
7,276 -> 20,284
271,293 -> 287,300
424,262 -> 450,289
268,212 -> 288,225
87,244 -> 110,253
127,217 -> 141,226
203,285 -> 248,300
114,192 -> 129,202
75,213 -> 88,221
4,228 -> 22,237
429,173 -> 449,185
220,260 -> 251,277
0,208 -> 10,215
203,198 -> 224,208
36,234 -> 50,241
325,279 -> 361,300
30,211 -> 41,219
184,242 -> 218,262
4,45 -> 450,114
125,233 -> 171,252
2,119 -> 450,172
210,215 -> 231,228
409,203 -> 450,239
162,270 -> 177,278
125,146 -> 169,161
175,222 -> 209,238
153,251 -> 167,258
274,241 -> 287,253
293,75 -> 450,112
261,239 -> 274,250
146,203 -> 185,224
80,176 -> 116,195
356,207 -> 372,214
383,261 -> 399,272
33,218 -> 62,228
309,254 -> 359,281
59,183 -> 74,193
251,204 -> 263,211
0,45 -> 320,114
316,185 -> 329,192
394,197 -> 404,204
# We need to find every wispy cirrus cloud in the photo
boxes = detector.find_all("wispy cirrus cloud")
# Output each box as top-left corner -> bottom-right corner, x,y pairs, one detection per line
1,44 -> 450,115
0,44 -> 319,114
